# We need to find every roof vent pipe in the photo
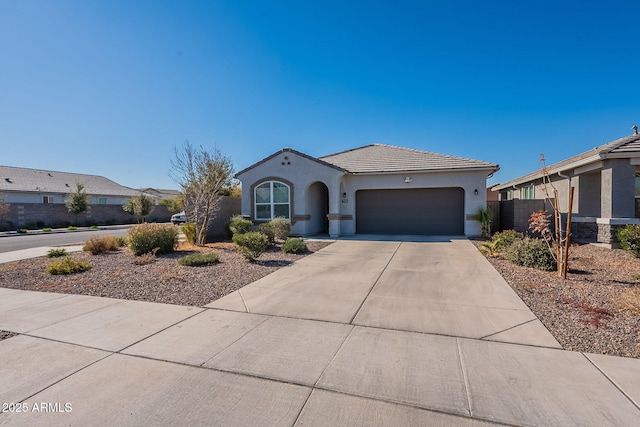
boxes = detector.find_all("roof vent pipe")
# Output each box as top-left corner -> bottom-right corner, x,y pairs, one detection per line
633,125 -> 639,135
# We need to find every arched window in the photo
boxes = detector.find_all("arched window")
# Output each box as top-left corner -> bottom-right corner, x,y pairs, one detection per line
255,181 -> 290,220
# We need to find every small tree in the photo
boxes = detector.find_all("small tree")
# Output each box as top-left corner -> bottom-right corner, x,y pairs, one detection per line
134,193 -> 155,222
0,194 -> 10,230
170,141 -> 235,246
66,183 -> 89,225
539,154 -> 575,279
123,194 -> 156,223
123,199 -> 136,222
158,196 -> 184,212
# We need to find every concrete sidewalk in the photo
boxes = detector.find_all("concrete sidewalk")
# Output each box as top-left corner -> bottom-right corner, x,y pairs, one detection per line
1,238 -> 639,426
0,246 -> 84,263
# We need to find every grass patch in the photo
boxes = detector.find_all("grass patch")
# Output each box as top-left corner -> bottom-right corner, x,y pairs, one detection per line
617,287 -> 640,316
45,248 -> 68,258
46,257 -> 91,275
282,238 -> 308,254
178,252 -> 220,267
84,236 -> 120,255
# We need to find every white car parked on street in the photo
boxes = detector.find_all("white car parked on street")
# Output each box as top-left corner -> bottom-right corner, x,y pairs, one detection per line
171,211 -> 186,225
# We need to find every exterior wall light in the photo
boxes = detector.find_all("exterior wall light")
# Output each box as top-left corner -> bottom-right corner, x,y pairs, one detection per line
474,189 -> 479,195
404,176 -> 412,183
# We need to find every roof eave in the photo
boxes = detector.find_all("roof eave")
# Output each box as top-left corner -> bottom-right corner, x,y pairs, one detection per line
235,148 -> 346,178
494,154 -> 604,190
344,165 -> 499,175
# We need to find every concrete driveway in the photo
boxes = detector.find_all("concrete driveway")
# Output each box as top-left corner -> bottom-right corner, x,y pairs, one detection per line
1,237 -> 639,426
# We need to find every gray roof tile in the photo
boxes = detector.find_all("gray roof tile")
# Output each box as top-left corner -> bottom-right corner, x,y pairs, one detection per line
319,144 -> 498,173
495,133 -> 640,189
0,166 -> 141,197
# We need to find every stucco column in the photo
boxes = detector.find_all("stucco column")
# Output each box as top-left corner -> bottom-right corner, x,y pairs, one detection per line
600,159 -> 635,218
327,181 -> 342,237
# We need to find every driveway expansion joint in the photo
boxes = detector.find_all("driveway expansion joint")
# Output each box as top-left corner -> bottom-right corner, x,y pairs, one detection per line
348,241 -> 402,324
583,353 -> 640,411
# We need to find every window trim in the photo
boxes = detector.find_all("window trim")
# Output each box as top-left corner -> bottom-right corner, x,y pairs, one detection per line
251,177 -> 294,223
43,196 -> 54,204
254,180 -> 291,221
522,184 -> 535,200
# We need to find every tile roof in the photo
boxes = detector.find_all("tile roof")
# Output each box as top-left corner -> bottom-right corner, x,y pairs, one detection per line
0,165 -> 142,197
495,133 -> 640,190
319,144 -> 499,174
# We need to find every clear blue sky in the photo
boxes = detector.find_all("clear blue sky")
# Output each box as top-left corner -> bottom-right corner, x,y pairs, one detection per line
2,0 -> 638,190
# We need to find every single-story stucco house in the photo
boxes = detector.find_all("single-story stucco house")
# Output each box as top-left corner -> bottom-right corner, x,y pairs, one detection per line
0,165 -> 167,228
0,165 -> 151,205
236,144 -> 499,237
493,130 -> 640,246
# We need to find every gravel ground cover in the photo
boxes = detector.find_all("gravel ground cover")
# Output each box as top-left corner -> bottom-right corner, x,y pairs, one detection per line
472,239 -> 640,358
0,241 -> 333,309
2,239 -> 639,358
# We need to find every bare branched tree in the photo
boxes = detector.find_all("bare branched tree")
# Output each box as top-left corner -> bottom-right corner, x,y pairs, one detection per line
170,141 -> 234,245
539,153 -> 574,278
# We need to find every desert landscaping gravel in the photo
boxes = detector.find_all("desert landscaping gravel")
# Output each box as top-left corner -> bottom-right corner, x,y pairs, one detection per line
472,240 -> 640,359
0,241 -> 332,309
1,239 -> 639,359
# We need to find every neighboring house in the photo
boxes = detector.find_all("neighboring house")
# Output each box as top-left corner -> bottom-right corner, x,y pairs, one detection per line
0,166 -> 163,228
236,144 -> 499,237
138,188 -> 182,201
493,131 -> 640,246
0,165 -> 147,205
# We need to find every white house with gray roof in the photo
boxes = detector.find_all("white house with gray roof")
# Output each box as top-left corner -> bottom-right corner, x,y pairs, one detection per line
493,131 -> 640,246
236,144 -> 499,237
0,166 -> 146,205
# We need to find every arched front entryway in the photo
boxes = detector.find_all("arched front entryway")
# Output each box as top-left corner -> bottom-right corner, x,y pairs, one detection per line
306,181 -> 329,235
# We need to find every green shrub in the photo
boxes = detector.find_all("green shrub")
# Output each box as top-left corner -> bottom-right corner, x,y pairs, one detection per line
492,230 -> 524,251
46,248 -> 68,258
42,228 -> 53,232
116,236 -> 128,247
83,236 -> 120,255
258,222 -> 276,247
67,226 -> 78,230
182,223 -> 197,245
229,215 -> 252,235
89,225 -> 98,230
617,224 -> 640,257
47,257 -> 91,275
17,229 -> 28,234
282,238 -> 308,254
505,237 -> 557,271
269,217 -> 291,241
233,232 -> 268,261
128,223 -> 178,256
178,252 -> 220,266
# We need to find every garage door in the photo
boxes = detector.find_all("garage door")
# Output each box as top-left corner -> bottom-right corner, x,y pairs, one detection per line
355,188 -> 464,235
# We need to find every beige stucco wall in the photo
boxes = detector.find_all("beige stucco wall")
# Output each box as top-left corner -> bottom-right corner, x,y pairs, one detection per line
237,151 -> 344,236
238,150 -> 492,237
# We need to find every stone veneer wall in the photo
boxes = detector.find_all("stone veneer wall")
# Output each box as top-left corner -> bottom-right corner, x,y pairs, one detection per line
572,221 -> 598,242
597,223 -> 623,246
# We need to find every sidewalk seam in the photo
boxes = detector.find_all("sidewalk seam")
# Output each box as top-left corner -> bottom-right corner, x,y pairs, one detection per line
456,338 -> 473,417
582,353 -> 640,411
348,241 -> 402,324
